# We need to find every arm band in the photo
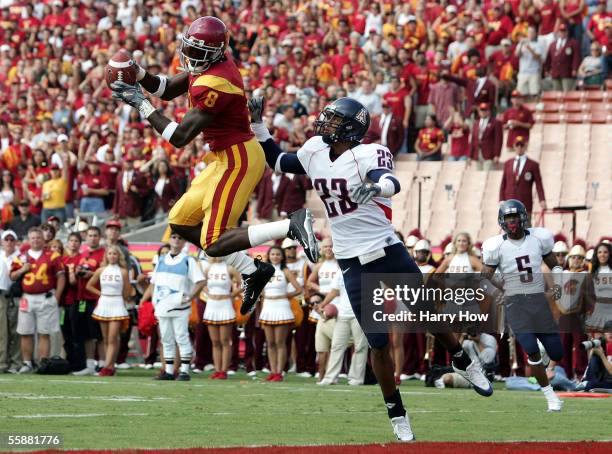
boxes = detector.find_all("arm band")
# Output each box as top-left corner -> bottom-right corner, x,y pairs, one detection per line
378,174 -> 400,197
151,75 -> 167,97
138,99 -> 156,119
162,121 -> 179,142
251,122 -> 273,142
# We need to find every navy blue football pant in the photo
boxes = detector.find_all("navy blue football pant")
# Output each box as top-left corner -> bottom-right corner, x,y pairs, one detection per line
337,243 -> 422,349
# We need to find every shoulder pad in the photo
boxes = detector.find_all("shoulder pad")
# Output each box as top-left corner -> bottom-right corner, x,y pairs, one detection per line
298,136 -> 328,155
482,235 -> 504,255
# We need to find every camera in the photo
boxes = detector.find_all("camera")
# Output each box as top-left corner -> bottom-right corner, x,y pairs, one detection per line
580,339 -> 602,350
76,264 -> 90,277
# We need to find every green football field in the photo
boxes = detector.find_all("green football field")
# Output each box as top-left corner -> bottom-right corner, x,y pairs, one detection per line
0,370 -> 610,450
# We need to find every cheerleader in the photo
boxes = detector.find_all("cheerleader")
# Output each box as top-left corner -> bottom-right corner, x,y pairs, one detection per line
201,257 -> 241,379
86,246 -> 130,376
586,242 -> 612,332
436,232 -> 483,274
306,238 -> 340,382
259,246 -> 302,382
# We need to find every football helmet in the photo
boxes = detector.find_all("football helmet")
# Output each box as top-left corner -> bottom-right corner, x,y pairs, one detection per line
179,16 -> 229,74
314,97 -> 370,144
498,199 -> 528,235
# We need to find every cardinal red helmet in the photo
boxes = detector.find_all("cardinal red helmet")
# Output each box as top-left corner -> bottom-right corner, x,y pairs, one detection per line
179,16 -> 229,74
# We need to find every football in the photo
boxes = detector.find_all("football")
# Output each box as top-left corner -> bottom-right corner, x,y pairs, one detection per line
105,49 -> 138,88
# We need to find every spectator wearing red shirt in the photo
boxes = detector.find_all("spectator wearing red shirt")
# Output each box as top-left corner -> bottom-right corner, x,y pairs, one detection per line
410,51 -> 434,127
416,114 -> 444,161
502,91 -> 535,149
485,5 -> 514,58
443,107 -> 470,161
78,161 -> 109,214
559,0 -> 585,46
544,22 -> 581,92
488,39 -> 518,105
587,0 -> 611,46
427,65 -> 461,127
61,232 -> 82,371
383,76 -> 411,131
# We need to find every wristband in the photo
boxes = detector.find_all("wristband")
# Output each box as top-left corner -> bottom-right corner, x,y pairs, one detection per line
151,75 -> 167,97
377,175 -> 396,198
251,122 -> 273,142
136,65 -> 146,81
551,266 -> 563,273
138,99 -> 156,119
162,121 -> 179,142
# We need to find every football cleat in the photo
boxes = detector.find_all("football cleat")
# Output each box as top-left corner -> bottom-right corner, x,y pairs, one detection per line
176,372 -> 191,381
72,367 -> 95,376
240,259 -> 275,315
287,208 -> 319,263
452,359 -> 493,397
154,371 -> 176,381
547,398 -> 563,412
391,415 -> 415,442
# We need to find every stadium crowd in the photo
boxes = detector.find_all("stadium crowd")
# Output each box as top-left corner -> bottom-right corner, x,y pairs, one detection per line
0,0 -> 610,387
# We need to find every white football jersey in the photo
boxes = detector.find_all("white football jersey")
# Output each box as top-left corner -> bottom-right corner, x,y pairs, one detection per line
286,258 -> 306,294
331,272 -> 355,318
295,136 -> 401,259
482,227 -> 554,296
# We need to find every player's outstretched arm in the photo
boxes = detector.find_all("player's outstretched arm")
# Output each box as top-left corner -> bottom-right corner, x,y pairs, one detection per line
111,81 -> 212,148
138,69 -> 189,101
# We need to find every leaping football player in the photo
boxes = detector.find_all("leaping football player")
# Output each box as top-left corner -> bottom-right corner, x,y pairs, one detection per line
248,96 -> 492,441
110,16 -> 318,312
481,199 -> 564,412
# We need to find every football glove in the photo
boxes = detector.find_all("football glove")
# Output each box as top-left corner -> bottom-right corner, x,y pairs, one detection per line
350,182 -> 381,204
111,81 -> 147,109
248,96 -> 265,123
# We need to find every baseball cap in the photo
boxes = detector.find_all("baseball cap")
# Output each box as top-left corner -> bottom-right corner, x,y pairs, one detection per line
515,136 -> 526,145
285,85 -> 298,95
552,241 -> 569,254
281,238 -> 298,249
57,134 -> 68,143
501,38 -> 512,46
446,5 -> 457,13
292,47 -> 304,54
569,245 -> 586,257
0,44 -> 10,52
50,164 -> 61,170
1,230 -> 17,240
47,215 -> 60,223
281,38 -> 293,46
405,235 -> 419,248
106,219 -> 122,229
511,89 -> 524,98
406,15 -> 417,23
76,220 -> 89,232
414,239 -> 431,251
558,22 -> 568,31
479,102 -> 490,110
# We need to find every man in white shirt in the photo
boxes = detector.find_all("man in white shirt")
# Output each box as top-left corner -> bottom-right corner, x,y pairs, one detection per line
515,26 -> 545,100
0,230 -> 20,373
354,79 -> 383,116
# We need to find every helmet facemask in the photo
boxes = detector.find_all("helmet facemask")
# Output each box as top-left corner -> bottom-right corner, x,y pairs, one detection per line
500,213 -> 526,235
313,109 -> 345,144
179,35 -> 225,75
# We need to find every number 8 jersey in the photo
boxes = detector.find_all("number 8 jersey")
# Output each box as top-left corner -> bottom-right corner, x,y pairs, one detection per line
482,227 -> 554,296
296,136 -> 400,259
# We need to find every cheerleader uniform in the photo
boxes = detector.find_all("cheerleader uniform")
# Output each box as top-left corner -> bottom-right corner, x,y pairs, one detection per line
202,262 -> 236,325
259,265 -> 294,326
586,266 -> 612,331
445,252 -> 477,319
93,265 -> 128,321
309,259 -> 341,323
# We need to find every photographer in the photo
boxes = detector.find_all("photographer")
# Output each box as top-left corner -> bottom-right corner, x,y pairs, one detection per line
577,334 -> 612,392
435,333 -> 497,389
71,226 -> 105,375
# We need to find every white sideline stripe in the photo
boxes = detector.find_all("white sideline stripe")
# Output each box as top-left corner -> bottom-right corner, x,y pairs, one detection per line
0,392 -> 171,402
8,413 -> 150,419
109,59 -> 134,68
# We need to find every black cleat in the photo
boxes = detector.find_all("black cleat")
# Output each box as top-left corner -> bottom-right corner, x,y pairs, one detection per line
154,371 -> 176,381
287,208 -> 319,263
240,259 -> 275,315
176,372 -> 191,381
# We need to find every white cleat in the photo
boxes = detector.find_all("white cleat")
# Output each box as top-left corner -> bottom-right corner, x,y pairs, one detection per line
316,378 -> 336,385
391,415 -> 415,442
296,372 -> 313,378
72,367 -> 95,376
452,360 -> 493,397
115,363 -> 131,370
547,398 -> 564,412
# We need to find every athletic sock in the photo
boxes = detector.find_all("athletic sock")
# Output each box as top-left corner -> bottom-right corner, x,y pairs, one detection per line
86,359 -> 96,369
383,389 -> 406,419
450,346 -> 471,370
541,384 -> 556,400
223,252 -> 257,275
24,360 -> 32,368
165,360 -> 174,375
247,220 -> 290,246
180,360 -> 190,374
98,360 -> 105,368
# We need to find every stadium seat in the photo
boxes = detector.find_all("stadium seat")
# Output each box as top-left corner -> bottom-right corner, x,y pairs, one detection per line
565,113 -> 590,123
541,113 -> 562,123
585,91 -> 606,103
542,102 -> 563,113
562,91 -> 584,102
541,91 -> 563,101
590,111 -> 612,123
563,102 -> 587,113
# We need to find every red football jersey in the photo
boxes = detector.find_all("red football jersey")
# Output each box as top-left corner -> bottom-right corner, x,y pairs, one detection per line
11,250 -> 65,295
188,56 -> 254,151
62,254 -> 81,306
76,247 -> 105,301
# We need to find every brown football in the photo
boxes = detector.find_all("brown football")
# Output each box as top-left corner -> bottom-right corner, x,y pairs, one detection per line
105,49 -> 138,87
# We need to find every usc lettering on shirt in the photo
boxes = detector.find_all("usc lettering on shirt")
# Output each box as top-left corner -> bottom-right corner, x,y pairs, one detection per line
206,262 -> 232,296
448,252 -> 474,273
11,250 -> 64,294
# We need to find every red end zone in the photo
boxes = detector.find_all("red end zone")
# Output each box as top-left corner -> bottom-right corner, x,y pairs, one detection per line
30,442 -> 612,454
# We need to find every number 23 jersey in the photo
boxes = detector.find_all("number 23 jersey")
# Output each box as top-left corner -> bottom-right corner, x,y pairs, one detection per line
482,227 -> 554,296
296,136 -> 400,259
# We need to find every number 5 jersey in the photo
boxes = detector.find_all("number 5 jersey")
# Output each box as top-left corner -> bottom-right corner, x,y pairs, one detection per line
482,227 -> 554,296
296,136 -> 400,259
